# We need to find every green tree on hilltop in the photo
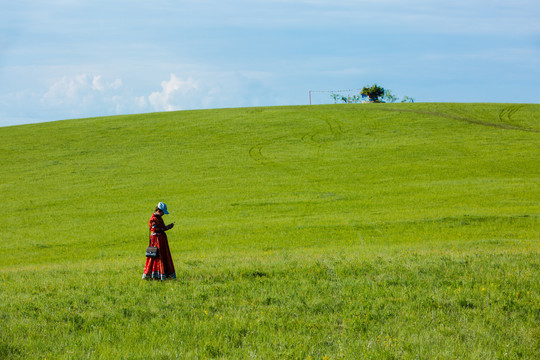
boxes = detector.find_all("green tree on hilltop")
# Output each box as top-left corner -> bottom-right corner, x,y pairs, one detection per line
384,89 -> 398,103
361,84 -> 385,103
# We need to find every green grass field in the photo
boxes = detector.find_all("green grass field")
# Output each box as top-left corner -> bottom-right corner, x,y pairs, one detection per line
1,103 -> 539,359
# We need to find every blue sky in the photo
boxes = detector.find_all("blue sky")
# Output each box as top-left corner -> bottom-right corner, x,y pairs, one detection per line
1,0 -> 539,126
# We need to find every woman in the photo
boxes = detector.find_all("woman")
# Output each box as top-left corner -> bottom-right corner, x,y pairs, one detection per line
142,202 -> 176,280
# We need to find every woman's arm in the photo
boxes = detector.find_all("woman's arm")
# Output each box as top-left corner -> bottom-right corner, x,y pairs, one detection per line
150,219 -> 174,233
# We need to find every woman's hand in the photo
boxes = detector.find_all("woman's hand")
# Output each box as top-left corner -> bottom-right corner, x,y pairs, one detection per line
167,223 -> 175,230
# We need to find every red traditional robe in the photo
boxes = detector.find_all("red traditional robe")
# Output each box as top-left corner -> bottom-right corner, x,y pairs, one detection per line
142,213 -> 176,280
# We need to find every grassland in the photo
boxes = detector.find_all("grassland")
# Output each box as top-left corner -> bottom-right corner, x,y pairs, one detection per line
0,103 -> 539,359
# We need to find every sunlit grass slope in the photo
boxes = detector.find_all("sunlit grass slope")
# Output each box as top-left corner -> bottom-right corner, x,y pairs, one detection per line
1,103 -> 539,359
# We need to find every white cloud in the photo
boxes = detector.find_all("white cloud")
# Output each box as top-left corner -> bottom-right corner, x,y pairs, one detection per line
136,96 -> 148,108
0,69 -> 275,126
92,75 -> 122,91
111,78 -> 122,90
42,74 -> 90,106
35,73 -> 126,119
147,74 -> 199,111
91,75 -> 105,91
42,73 -> 123,107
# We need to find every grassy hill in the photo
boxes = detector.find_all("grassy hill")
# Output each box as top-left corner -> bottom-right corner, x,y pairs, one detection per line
1,103 -> 539,359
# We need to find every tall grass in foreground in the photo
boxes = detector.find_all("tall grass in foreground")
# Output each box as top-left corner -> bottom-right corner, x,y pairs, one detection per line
1,243 -> 538,359
1,103 -> 539,358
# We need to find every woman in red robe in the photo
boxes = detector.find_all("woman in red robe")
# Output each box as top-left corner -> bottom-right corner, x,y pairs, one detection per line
142,202 -> 176,280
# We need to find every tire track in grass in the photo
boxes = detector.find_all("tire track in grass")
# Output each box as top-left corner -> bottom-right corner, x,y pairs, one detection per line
300,116 -> 344,147
498,105 -> 524,127
300,132 -> 322,156
248,136 -> 287,165
324,116 -> 344,140
249,116 -> 345,165
381,107 -> 539,133
248,144 -> 265,163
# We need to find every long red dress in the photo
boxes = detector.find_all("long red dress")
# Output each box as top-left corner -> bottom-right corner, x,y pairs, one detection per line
142,213 -> 176,280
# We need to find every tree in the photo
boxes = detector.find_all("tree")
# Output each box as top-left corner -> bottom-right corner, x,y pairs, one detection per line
330,93 -> 341,104
401,96 -> 415,103
361,84 -> 385,103
383,89 -> 398,103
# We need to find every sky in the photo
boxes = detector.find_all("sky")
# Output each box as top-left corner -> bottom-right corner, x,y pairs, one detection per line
1,0 -> 539,127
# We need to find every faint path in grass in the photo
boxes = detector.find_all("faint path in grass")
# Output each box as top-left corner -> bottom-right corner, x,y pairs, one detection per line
248,136 -> 288,165
249,115 -> 345,165
381,106 -> 540,133
497,105 -> 528,129
498,105 -> 521,123
322,115 -> 344,140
